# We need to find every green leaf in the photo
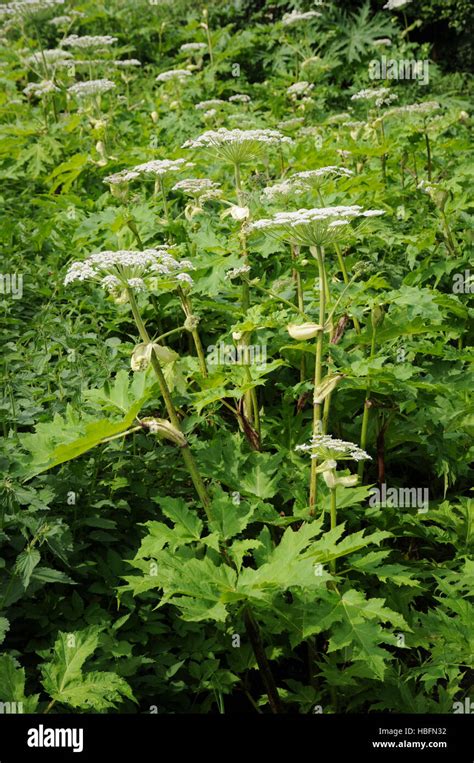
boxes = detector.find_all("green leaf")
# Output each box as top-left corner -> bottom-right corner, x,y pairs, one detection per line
20,371 -> 154,478
320,589 -> 410,680
154,496 -> 203,541
40,626 -> 135,711
15,548 -> 41,589
0,618 -> 9,646
239,452 -> 283,500
0,655 -> 39,711
47,671 -> 135,711
208,488 -> 254,540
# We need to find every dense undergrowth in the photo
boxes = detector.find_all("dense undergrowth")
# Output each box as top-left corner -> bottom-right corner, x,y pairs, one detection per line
0,0 -> 472,714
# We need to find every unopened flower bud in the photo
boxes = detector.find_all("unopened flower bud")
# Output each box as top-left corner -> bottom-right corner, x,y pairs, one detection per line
184,315 -> 200,331
371,304 -> 385,329
287,322 -> 323,340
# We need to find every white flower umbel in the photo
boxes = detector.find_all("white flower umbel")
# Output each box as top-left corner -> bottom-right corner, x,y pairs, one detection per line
383,0 -> 412,10
228,93 -> 251,103
226,264 -> 251,280
263,166 -> 354,201
0,0 -> 65,18
23,80 -> 59,97
262,179 -> 302,201
296,434 -> 371,463
287,81 -> 314,98
64,248 -> 194,293
113,59 -> 141,67
128,158 -> 194,178
195,99 -> 226,110
156,69 -> 192,82
282,10 -> 322,26
351,87 -> 398,108
48,11 -> 85,25
291,166 -> 354,189
392,100 -> 440,115
278,117 -> 305,131
182,127 -> 292,164
103,168 -> 141,186
172,177 -> 220,197
248,205 -> 384,247
61,34 -> 118,49
25,48 -> 73,66
180,42 -> 207,53
68,79 -> 116,98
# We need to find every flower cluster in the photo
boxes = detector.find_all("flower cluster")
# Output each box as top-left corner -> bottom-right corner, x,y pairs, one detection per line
282,10 -> 322,26
383,0 -> 411,9
64,248 -> 194,294
248,205 -> 384,247
278,117 -> 305,131
292,166 -> 353,183
113,59 -> 141,67
23,79 -> 59,97
156,69 -> 192,82
262,179 -> 301,200
48,11 -> 84,25
25,48 -> 73,66
226,264 -> 251,280
182,128 -> 292,164
262,166 -> 353,200
68,79 -> 116,98
172,178 -> 220,198
104,158 -> 193,188
61,34 -> 118,49
228,93 -> 251,104
351,87 -> 398,108
287,81 -> 314,98
195,99 -> 226,110
394,100 -> 440,115
0,0 -> 64,18
180,42 -> 207,53
296,435 -> 371,462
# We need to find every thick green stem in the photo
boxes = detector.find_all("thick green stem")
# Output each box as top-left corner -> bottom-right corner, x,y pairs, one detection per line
329,486 -> 337,574
358,329 -> 377,481
126,288 -> 211,513
309,246 -> 327,513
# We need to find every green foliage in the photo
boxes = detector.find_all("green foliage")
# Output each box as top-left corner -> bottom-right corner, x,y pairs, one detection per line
0,0 -> 472,717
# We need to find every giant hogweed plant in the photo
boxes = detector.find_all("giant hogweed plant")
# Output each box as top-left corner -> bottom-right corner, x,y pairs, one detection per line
0,0 -> 472,715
